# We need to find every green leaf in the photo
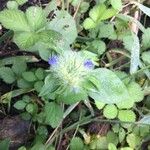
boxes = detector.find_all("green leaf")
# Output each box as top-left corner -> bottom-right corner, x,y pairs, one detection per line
116,99 -> 134,109
117,82 -> 144,109
83,4 -> 117,29
123,35 -> 134,51
39,75 -> 58,98
89,40 -> 106,56
83,18 -> 97,29
35,68 -> 45,80
106,131 -> 118,145
17,79 -> 33,89
118,110 -> 136,122
110,0 -> 122,11
119,128 -> 126,143
58,87 -> 88,104
120,147 -> 134,150
95,101 -> 105,109
142,28 -> 150,50
44,102 -> 63,128
130,33 -> 140,74
108,143 -> 117,150
0,139 -> 10,150
47,10 -> 77,44
26,6 -> 46,31
127,82 -> 144,102
126,133 -> 140,149
0,67 -> 16,84
70,137 -> 84,150
22,71 -> 37,82
45,0 -> 57,16
98,23 -> 116,39
15,0 -> 28,5
12,58 -> 27,75
90,137 -> 108,149
13,32 -> 39,49
142,51 -> 150,64
0,9 -> 30,31
34,81 -> 44,93
103,104 -> 118,119
38,30 -> 70,53
14,100 -> 26,110
18,146 -> 27,150
26,103 -> 36,114
88,68 -> 130,104
7,1 -> 18,9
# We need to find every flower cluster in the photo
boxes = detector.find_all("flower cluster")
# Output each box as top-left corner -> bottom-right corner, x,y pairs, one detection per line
48,51 -> 94,91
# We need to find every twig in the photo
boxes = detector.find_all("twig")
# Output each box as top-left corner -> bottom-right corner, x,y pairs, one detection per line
73,0 -> 82,19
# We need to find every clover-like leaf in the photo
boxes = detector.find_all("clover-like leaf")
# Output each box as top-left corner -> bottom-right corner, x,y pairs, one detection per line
103,104 -> 118,119
118,110 -> 136,122
0,67 -> 16,84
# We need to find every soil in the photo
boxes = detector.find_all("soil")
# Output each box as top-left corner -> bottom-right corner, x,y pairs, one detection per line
0,116 -> 31,150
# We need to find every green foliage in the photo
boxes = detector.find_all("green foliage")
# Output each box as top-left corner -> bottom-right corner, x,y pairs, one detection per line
89,136 -> 108,149
70,137 -> 84,150
119,128 -> 126,143
0,139 -> 10,150
142,51 -> 150,64
89,68 -> 130,104
106,131 -> 118,145
15,0 -> 28,5
12,58 -> 27,75
44,102 -> 63,128
35,68 -> 45,80
83,4 -> 117,29
88,22 -> 116,39
110,0 -> 122,11
0,67 -> 16,84
7,1 -> 18,9
108,143 -> 117,150
0,5 -> 70,58
142,28 -> 150,50
47,10 -> 77,44
34,81 -> 44,93
95,101 -> 105,109
22,71 -> 37,82
0,9 -> 30,31
126,133 -> 141,149
87,40 -> 106,56
0,0 -> 149,149
13,31 -> 39,49
103,105 -> 118,119
14,100 -> 27,110
26,6 -> 46,32
118,110 -> 136,122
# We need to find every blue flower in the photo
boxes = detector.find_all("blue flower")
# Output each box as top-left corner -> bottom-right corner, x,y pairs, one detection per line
84,59 -> 94,69
48,55 -> 58,66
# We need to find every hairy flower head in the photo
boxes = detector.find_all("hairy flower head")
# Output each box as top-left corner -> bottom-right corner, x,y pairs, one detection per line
48,51 -> 95,90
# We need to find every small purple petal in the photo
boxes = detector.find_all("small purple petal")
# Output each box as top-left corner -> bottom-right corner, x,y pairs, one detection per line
48,55 -> 58,66
84,59 -> 94,69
